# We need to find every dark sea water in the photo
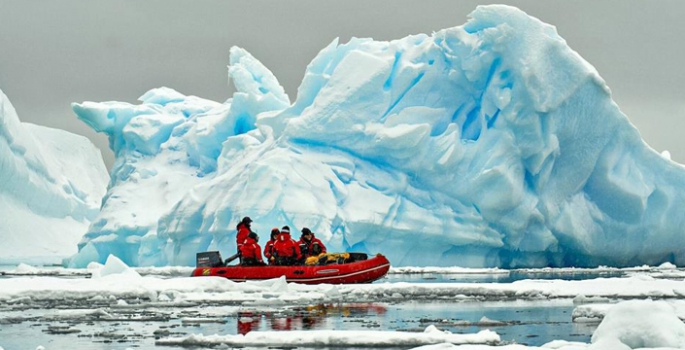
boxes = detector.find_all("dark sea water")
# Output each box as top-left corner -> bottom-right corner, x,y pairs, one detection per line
381,270 -> 625,284
0,300 -> 595,349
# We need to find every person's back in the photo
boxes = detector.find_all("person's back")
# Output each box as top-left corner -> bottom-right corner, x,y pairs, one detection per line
239,232 -> 265,266
222,216 -> 254,265
236,216 -> 253,252
272,226 -> 301,265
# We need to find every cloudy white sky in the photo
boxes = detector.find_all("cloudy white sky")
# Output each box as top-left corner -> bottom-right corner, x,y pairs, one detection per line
1,0 -> 683,168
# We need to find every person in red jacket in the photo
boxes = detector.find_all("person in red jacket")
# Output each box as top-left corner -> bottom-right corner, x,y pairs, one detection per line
236,216 -> 253,252
239,232 -> 265,266
272,226 -> 301,266
263,228 -> 279,265
298,227 -> 327,259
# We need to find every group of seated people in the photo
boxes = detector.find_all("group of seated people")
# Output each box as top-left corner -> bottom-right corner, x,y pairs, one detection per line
236,216 -> 327,266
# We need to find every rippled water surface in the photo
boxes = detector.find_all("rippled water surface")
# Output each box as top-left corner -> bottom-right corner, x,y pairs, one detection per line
0,300 -> 596,349
381,270 -> 625,284
2,265 -> 650,349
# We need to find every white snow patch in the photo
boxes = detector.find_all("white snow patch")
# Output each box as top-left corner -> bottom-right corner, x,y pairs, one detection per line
572,303 -> 613,323
477,316 -> 507,326
94,255 -> 141,278
14,263 -> 39,273
591,300 -> 685,348
390,267 -> 510,275
662,150 -> 672,160
4,275 -> 685,304
541,340 -> 590,349
657,262 -> 677,270
572,295 -> 610,305
156,326 -> 500,347
411,343 -> 592,350
573,300 -> 685,324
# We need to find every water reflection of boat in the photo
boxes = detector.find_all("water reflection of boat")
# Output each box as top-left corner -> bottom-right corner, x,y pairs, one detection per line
237,311 -> 261,335
192,253 -> 390,284
237,303 -> 388,334
302,303 -> 388,318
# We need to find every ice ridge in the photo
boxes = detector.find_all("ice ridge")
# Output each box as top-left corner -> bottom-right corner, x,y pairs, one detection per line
69,5 -> 685,268
0,89 -> 109,263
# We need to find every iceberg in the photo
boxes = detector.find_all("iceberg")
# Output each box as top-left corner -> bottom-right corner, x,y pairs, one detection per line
70,5 -> 685,268
0,89 -> 108,264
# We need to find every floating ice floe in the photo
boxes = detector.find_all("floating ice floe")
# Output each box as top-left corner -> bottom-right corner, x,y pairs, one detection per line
591,300 -> 685,349
410,343 -> 589,350
2,264 -> 674,279
93,254 -> 141,279
155,301 -> 685,350
156,325 -> 500,348
3,272 -> 685,305
572,300 -> 685,323
12,263 -> 39,274
390,267 -> 510,275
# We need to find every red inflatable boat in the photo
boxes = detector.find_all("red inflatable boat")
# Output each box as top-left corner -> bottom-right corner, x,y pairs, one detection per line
191,252 -> 390,284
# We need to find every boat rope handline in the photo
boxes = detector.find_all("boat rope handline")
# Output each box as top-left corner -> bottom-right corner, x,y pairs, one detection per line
229,263 -> 391,283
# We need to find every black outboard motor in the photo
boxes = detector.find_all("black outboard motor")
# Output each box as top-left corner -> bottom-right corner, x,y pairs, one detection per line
347,252 -> 368,262
196,251 -> 224,267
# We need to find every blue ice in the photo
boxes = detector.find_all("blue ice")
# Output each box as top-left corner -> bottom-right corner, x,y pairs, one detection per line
68,5 -> 685,268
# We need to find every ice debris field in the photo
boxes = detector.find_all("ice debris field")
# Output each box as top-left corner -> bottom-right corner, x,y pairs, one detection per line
4,257 -> 685,304
4,257 -> 685,349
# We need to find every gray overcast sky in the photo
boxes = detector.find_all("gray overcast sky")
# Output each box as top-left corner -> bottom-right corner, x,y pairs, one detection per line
1,0 -> 684,169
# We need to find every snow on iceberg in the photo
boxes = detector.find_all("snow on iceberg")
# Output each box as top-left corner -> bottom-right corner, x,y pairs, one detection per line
0,89 -> 108,264
70,5 -> 685,268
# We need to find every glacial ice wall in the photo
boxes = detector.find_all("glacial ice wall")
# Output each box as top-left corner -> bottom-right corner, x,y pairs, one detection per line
70,5 -> 685,268
0,89 -> 109,263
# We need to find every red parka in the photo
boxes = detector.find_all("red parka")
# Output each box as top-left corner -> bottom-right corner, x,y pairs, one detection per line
273,233 -> 302,260
264,239 -> 276,260
236,222 -> 251,250
239,237 -> 264,263
298,234 -> 327,257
